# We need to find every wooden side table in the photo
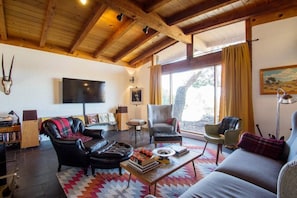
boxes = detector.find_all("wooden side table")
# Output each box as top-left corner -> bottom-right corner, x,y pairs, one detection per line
126,119 -> 146,146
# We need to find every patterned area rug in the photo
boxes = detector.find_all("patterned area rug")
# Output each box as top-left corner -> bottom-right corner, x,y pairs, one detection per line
56,144 -> 225,198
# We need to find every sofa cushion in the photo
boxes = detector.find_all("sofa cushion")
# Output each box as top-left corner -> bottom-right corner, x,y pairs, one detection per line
179,171 -> 276,198
152,123 -> 174,132
238,132 -> 285,160
216,149 -> 284,193
62,132 -> 93,143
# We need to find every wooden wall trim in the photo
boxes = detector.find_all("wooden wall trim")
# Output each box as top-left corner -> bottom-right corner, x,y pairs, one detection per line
162,51 -> 221,74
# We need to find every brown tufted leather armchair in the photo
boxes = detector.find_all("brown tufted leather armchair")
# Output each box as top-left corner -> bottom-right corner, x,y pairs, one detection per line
42,117 -> 108,175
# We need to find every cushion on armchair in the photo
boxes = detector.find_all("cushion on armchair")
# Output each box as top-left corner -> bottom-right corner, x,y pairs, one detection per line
217,117 -> 240,134
50,117 -> 72,137
50,118 -> 92,142
238,132 -> 285,160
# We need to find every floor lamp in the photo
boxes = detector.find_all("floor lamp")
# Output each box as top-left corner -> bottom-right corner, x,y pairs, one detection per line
275,88 -> 296,139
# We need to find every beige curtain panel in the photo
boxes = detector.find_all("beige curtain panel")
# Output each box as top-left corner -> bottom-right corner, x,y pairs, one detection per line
149,64 -> 162,104
220,42 -> 255,134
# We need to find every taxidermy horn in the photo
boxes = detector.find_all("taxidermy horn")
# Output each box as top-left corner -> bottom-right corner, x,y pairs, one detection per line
1,54 -> 14,95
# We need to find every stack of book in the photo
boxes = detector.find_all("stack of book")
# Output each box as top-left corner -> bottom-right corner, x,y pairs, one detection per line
170,145 -> 189,157
128,148 -> 160,173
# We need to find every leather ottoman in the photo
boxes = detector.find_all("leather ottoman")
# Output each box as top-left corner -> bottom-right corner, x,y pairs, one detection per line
154,132 -> 183,147
90,141 -> 133,176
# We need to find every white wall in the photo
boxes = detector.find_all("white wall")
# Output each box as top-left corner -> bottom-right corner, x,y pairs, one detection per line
0,43 -> 135,129
252,16 -> 297,139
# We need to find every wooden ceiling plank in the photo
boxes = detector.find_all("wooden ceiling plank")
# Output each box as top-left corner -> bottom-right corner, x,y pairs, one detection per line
69,3 -> 108,53
112,30 -> 158,62
183,0 -> 297,35
98,0 -> 191,44
166,0 -> 238,26
94,19 -> 136,58
144,0 -> 172,13
129,37 -> 177,65
40,0 -> 56,47
0,0 -> 7,40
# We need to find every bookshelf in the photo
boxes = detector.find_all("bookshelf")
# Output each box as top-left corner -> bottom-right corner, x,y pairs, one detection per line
0,125 -> 21,144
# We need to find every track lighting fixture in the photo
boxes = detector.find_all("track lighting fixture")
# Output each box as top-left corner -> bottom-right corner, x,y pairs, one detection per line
143,26 -> 149,34
116,13 -> 123,22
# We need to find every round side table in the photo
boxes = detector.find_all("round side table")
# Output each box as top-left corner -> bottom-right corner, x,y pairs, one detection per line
126,119 -> 147,146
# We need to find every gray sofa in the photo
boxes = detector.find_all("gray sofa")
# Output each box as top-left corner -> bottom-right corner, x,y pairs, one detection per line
180,111 -> 297,198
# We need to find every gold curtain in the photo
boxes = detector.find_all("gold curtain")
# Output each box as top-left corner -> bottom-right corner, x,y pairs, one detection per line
149,64 -> 162,104
220,42 -> 255,133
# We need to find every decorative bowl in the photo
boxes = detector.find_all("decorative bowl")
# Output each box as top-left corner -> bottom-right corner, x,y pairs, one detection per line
152,147 -> 175,158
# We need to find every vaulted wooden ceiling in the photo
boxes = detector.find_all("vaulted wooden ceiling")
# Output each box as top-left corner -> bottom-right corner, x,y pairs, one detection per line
0,0 -> 296,68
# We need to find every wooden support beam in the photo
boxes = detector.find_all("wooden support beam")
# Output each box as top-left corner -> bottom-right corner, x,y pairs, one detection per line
166,0 -> 238,26
0,0 -> 7,40
162,51 -> 222,74
183,0 -> 297,35
99,0 -> 191,44
129,37 -> 176,65
70,3 -> 108,53
40,0 -> 56,47
143,0 -> 172,13
0,37 -> 132,67
94,19 -> 136,58
112,30 -> 158,62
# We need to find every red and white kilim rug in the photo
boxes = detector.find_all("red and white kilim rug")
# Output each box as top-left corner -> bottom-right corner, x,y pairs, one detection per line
56,144 -> 225,198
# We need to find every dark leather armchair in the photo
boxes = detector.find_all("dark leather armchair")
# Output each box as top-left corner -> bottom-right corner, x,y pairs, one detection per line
42,117 -> 108,175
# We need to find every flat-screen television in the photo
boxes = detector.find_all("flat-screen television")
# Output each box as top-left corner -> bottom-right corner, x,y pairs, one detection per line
62,77 -> 106,103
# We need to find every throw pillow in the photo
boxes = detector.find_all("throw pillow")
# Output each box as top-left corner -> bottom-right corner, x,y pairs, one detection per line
238,132 -> 285,160
217,117 -> 239,134
50,117 -> 72,137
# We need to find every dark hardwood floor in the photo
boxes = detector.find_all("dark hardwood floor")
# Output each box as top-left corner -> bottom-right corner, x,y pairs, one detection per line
5,128 -> 223,198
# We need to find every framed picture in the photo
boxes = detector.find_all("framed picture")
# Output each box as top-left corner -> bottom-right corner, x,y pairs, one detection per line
130,87 -> 143,105
260,65 -> 297,95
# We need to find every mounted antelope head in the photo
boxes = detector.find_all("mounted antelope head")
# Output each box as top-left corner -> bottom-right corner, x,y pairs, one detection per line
1,54 -> 14,95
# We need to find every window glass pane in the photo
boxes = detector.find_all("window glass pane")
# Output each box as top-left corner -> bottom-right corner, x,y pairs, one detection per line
162,66 -> 221,133
162,74 -> 170,104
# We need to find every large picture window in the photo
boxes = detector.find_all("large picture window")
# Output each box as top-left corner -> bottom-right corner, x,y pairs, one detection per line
162,65 -> 221,134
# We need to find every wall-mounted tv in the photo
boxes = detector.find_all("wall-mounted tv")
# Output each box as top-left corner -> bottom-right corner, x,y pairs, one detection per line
62,78 -> 106,103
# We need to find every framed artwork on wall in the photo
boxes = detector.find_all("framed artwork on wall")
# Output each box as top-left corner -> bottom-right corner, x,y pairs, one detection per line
130,87 -> 143,105
260,64 -> 297,95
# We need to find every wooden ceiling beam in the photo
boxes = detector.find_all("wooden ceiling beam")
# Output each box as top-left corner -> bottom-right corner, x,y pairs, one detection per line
166,0 -> 238,26
0,36 -> 131,67
143,0 -> 172,13
112,30 -> 158,62
94,19 -> 136,58
183,0 -> 297,35
0,0 -> 7,40
69,3 -> 108,53
40,0 -> 56,47
129,37 -> 177,65
98,0 -> 191,44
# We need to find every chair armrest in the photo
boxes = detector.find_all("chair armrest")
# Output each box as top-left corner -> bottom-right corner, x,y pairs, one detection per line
83,129 -> 103,139
277,159 -> 297,198
53,138 -> 87,152
224,129 -> 242,146
204,124 -> 220,135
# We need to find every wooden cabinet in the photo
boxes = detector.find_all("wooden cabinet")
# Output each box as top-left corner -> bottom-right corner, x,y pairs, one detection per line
21,120 -> 39,149
0,125 -> 21,144
116,113 -> 129,131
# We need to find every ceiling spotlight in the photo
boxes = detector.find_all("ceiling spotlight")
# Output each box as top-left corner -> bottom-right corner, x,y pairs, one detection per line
116,13 -> 123,22
80,0 -> 87,5
143,26 -> 149,34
